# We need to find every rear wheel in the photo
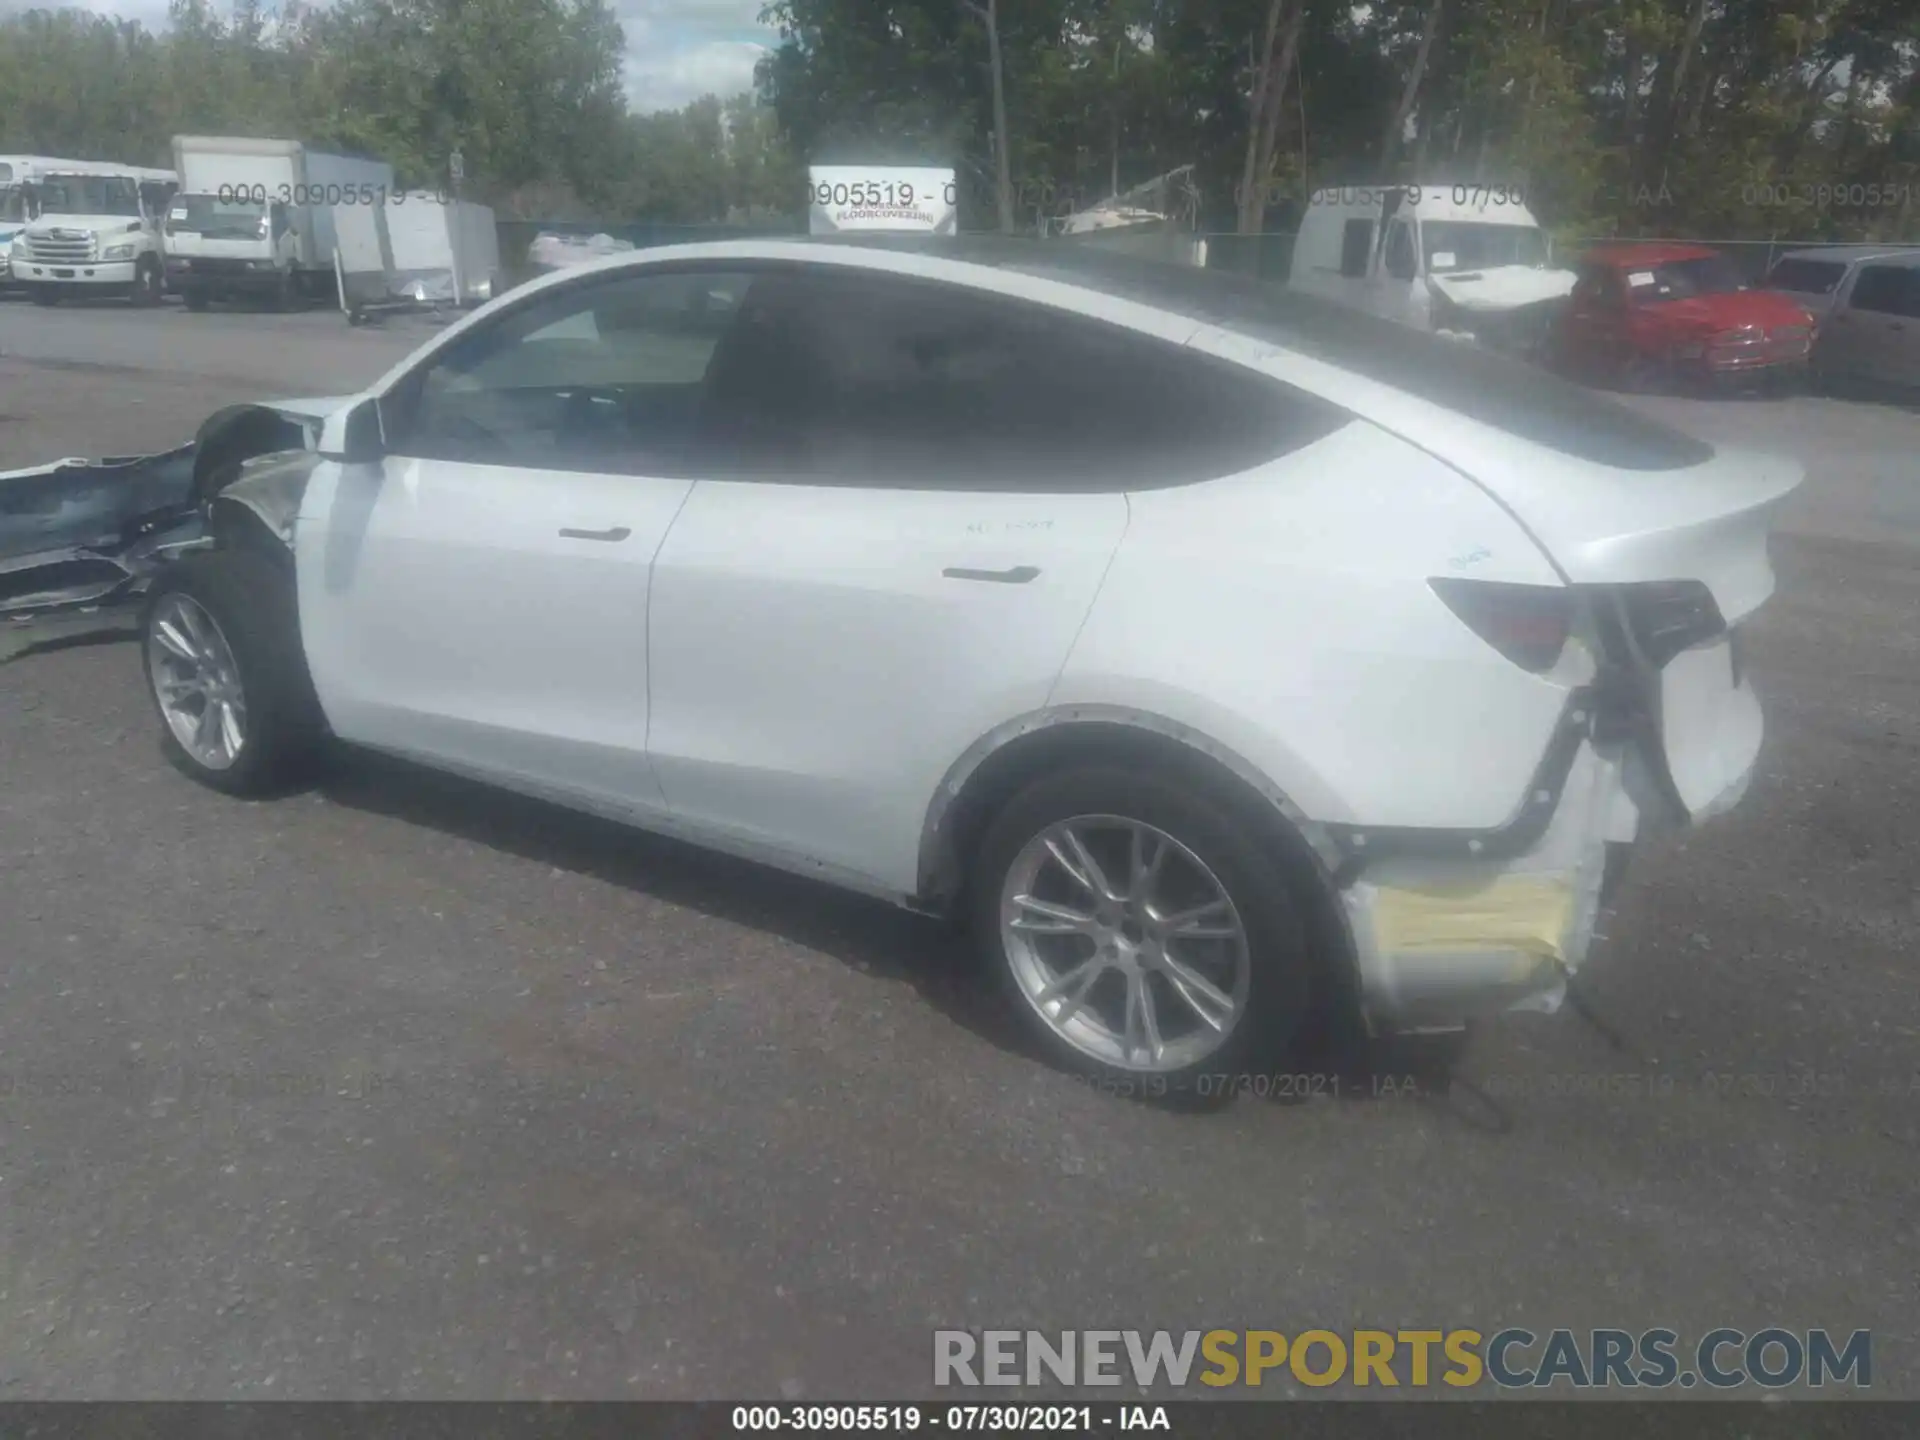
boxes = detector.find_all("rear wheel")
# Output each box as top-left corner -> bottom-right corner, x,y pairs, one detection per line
141,551 -> 324,797
970,766 -> 1311,1093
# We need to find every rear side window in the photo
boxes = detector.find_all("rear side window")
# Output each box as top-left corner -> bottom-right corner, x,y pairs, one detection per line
1339,219 -> 1374,278
1764,258 -> 1846,295
695,266 -> 1349,491
996,247 -> 1716,471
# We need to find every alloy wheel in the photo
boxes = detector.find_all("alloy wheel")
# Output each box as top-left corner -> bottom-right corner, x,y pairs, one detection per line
999,815 -> 1252,1073
148,593 -> 249,770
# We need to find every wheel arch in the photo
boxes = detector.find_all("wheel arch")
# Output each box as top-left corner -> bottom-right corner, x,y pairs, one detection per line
916,707 -> 1359,1002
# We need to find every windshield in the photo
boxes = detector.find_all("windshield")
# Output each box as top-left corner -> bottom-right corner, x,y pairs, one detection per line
37,174 -> 141,217
1629,254 -> 1747,300
168,192 -> 266,238
1421,221 -> 1550,272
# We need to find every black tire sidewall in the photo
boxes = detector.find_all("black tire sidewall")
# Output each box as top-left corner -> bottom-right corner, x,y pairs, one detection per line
141,551 -> 322,796
969,765 -> 1311,1090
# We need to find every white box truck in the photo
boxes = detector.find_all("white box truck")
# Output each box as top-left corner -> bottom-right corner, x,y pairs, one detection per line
1286,181 -> 1577,357
164,136 -> 394,311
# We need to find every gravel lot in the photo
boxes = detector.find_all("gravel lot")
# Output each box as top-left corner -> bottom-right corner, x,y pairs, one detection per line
1,298 -> 1916,1400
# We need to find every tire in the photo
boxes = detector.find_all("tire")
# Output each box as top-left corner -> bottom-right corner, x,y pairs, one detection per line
131,257 -> 163,307
183,287 -> 210,313
30,285 -> 58,306
141,550 -> 325,797
969,765 -> 1312,1093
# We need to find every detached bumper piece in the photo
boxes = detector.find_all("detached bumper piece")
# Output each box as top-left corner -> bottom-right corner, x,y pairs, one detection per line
0,447 -> 204,655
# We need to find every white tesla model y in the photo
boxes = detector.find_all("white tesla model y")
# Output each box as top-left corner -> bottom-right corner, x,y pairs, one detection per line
139,236 -> 1799,1089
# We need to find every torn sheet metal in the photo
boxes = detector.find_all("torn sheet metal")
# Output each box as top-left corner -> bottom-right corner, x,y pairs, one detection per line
1,401 -> 322,658
1343,739 -> 1630,1029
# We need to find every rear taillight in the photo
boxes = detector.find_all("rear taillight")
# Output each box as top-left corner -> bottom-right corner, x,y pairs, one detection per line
1429,578 -> 1573,672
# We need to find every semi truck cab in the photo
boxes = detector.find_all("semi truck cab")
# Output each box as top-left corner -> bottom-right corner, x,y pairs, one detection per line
15,168 -> 176,306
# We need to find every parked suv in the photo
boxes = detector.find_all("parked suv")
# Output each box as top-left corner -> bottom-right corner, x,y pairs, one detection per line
136,238 -> 1798,1088
1547,243 -> 1814,393
1805,251 -> 1920,395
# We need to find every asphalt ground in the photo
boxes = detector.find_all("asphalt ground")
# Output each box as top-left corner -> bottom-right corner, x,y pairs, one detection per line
0,296 -> 1916,1400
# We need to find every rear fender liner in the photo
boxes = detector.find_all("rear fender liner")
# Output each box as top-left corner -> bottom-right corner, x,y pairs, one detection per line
916,704 -> 1346,905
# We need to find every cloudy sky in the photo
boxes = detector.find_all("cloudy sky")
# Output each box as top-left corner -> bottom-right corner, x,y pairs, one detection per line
7,0 -> 778,112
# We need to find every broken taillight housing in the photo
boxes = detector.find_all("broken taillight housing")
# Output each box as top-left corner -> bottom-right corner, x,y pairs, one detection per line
1428,578 -> 1574,673
1617,578 -> 1724,667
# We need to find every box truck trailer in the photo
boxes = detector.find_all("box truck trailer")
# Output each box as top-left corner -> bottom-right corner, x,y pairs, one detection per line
163,136 -> 394,310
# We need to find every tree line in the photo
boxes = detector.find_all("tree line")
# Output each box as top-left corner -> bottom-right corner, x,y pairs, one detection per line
2,0 -> 1915,240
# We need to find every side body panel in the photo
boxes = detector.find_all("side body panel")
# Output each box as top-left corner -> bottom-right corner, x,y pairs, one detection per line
1050,419 -> 1571,833
647,481 -> 1130,894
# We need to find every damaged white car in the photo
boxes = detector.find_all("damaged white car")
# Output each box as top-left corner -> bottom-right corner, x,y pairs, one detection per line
117,237 -> 1795,1087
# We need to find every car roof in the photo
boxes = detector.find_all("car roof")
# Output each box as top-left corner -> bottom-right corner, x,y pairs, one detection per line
1772,245 -> 1915,265
1580,242 -> 1720,266
560,234 -> 1711,472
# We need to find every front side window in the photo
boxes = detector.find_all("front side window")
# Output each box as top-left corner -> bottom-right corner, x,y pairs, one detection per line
386,266 -> 755,473
693,266 -> 1347,490
37,175 -> 140,217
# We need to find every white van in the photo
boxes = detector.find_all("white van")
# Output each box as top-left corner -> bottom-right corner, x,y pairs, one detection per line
1287,182 -> 1577,355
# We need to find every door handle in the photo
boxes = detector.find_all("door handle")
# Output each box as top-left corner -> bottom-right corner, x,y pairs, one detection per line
559,526 -> 631,542
943,565 -> 1040,584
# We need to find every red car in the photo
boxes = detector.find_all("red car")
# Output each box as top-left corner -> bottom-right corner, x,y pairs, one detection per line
1545,243 -> 1815,393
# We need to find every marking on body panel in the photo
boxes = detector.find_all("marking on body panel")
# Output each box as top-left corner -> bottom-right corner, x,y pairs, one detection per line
1449,546 -> 1492,569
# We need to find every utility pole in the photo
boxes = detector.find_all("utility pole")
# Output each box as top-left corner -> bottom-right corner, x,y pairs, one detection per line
961,0 -> 1015,233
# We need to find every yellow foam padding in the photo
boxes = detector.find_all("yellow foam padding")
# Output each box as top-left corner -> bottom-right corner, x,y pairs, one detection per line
1369,876 -> 1574,964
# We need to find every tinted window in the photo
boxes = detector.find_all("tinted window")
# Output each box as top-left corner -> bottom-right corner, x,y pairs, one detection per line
940,241 -> 1715,471
1848,265 -> 1914,316
388,267 -> 754,472
1339,219 -> 1374,277
1764,258 -> 1847,295
695,266 -> 1348,490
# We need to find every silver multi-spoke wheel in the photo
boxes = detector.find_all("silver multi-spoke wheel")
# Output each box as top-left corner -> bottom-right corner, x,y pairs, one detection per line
1000,815 -> 1252,1073
147,593 -> 248,771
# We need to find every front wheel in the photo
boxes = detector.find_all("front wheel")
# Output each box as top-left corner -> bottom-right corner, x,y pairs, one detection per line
141,550 -> 324,796
970,766 -> 1311,1092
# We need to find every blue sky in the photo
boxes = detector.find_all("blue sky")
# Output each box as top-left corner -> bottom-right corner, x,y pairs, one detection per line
2,0 -> 778,112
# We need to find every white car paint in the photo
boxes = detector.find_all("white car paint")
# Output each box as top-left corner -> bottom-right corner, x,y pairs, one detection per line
285,238 -> 1797,1032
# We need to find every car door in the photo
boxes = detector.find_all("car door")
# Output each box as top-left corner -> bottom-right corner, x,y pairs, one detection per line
295,264 -> 753,809
645,265 -> 1207,896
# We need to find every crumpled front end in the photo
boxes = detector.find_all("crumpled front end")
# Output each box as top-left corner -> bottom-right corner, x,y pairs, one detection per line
1,402 -> 322,658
